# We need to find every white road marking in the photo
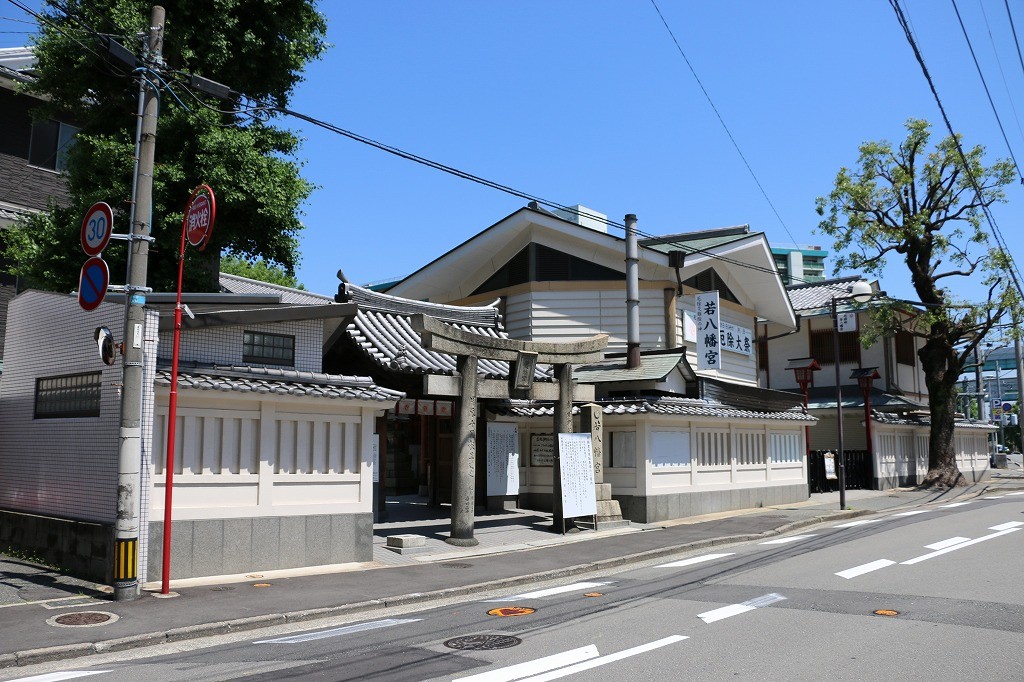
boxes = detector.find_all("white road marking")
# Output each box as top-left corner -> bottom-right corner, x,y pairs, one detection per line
656,553 -> 734,568
1005,491 -> 1024,496
485,582 -> 613,602
892,510 -> 929,517
253,618 -> 421,644
4,673 -> 109,682
925,537 -> 970,550
902,528 -> 1020,565
990,521 -> 1024,531
759,535 -> 816,545
981,496 -> 1004,500
833,519 -> 882,528
459,645 -> 599,682
937,502 -> 971,508
697,593 -> 786,623
517,636 -> 688,681
835,559 -> 896,579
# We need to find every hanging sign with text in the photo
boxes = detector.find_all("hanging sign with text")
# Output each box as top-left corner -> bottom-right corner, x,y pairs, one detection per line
695,291 -> 722,369
486,423 -> 520,496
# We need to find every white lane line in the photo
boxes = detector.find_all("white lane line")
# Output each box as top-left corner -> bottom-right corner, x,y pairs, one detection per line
1006,491 -> 1024,496
990,521 -> 1024,531
697,593 -> 786,623
925,537 -> 971,550
459,645 -> 600,682
253,618 -> 421,644
902,528 -> 1020,565
485,582 -> 613,602
835,559 -> 896,579
981,496 -> 1005,500
4,674 -> 110,682
892,510 -> 929,517
833,519 -> 883,528
759,535 -> 816,545
517,636 -> 688,681
937,502 -> 971,508
656,553 -> 734,568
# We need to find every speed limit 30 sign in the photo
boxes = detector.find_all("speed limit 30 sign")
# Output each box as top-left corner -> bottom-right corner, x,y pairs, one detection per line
81,202 -> 114,256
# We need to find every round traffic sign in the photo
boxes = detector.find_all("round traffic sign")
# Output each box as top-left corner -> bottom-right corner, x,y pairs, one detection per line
81,202 -> 114,256
78,257 -> 109,311
184,185 -> 216,249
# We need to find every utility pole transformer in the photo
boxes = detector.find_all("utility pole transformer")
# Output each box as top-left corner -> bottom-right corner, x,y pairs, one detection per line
114,5 -> 164,602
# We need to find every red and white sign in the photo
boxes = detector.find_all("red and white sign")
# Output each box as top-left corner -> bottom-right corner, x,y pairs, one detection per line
397,399 -> 417,415
78,256 -> 109,311
184,185 -> 216,249
81,202 -> 113,257
435,401 -> 453,417
417,400 -> 435,416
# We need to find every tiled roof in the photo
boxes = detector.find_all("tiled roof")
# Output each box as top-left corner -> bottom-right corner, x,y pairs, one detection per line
490,396 -> 816,423
219,273 -> 334,305
801,386 -> 925,411
154,364 -> 403,403
337,282 -> 551,380
574,351 -> 688,383
872,411 -> 996,431
640,226 -> 752,254
786,276 -> 869,314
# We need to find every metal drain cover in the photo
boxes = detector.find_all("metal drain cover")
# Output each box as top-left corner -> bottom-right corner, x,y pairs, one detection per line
444,634 -> 522,650
48,611 -> 119,628
440,562 -> 472,569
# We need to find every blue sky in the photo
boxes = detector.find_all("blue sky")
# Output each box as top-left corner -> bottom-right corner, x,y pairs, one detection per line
4,1 -> 1024,306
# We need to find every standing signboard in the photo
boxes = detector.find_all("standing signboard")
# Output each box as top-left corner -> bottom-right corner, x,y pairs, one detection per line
486,423 -> 520,496
695,291 -> 722,370
558,433 -> 597,519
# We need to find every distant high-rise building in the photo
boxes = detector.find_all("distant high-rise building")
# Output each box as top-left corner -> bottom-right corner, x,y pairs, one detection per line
771,245 -> 828,286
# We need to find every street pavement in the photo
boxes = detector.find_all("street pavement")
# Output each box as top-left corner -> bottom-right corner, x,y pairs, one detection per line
1,472 -> 1022,671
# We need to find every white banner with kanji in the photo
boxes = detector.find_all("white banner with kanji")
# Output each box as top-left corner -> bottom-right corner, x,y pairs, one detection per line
695,291 -> 722,369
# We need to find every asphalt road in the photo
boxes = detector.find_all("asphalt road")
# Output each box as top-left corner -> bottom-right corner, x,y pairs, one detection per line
6,494 -> 1024,682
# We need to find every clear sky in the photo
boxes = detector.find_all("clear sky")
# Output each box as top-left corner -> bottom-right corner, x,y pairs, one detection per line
4,1 -> 1024,307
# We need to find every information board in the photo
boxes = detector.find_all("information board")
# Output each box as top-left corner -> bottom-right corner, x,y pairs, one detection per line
531,433 -> 554,466
487,423 -> 520,496
558,433 -> 597,518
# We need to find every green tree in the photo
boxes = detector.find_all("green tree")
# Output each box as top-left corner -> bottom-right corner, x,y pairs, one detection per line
2,0 -> 327,292
817,118 -> 1019,487
220,253 -> 304,289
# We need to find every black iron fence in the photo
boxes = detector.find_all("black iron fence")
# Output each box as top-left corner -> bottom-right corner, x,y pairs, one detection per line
808,449 -> 872,493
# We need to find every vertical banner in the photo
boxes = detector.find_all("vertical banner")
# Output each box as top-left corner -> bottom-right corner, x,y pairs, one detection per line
695,291 -> 722,370
558,433 -> 597,518
486,423 -> 520,496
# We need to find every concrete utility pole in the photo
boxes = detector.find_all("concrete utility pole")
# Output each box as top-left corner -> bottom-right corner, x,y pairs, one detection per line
114,5 -> 164,601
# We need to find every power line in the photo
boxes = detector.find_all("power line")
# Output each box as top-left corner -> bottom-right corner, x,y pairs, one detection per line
888,0 -> 1024,306
951,0 -> 1023,181
646,0 -> 799,248
978,0 -> 1024,149
1006,0 -> 1024,87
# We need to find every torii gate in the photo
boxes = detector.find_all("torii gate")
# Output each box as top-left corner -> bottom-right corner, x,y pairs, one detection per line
411,314 -> 608,546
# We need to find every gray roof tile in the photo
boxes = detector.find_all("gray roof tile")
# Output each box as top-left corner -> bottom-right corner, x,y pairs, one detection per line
491,396 -> 815,422
786,276 -> 869,314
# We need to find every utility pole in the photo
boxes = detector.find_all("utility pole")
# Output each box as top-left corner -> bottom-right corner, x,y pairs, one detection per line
114,5 -> 164,602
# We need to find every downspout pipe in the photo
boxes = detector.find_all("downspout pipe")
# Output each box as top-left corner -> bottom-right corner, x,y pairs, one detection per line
625,213 -> 641,369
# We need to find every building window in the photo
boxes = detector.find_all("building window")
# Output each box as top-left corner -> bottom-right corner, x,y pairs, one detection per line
809,328 -> 860,366
608,430 -> 636,468
243,331 -> 295,366
29,119 -> 78,171
35,372 -> 102,418
895,330 -> 916,366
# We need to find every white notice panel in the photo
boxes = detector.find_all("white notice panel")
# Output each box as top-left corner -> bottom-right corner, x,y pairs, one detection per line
695,291 -> 722,369
558,433 -> 597,518
487,423 -> 520,496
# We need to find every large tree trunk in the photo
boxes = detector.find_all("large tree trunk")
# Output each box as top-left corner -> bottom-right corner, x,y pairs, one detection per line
919,338 -> 965,488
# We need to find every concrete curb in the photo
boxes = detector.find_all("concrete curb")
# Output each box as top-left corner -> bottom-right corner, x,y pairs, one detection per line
0,507 -> 869,670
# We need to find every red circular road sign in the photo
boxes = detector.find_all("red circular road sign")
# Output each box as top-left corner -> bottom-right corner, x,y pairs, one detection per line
184,185 -> 216,249
78,257 -> 109,312
81,202 -> 114,257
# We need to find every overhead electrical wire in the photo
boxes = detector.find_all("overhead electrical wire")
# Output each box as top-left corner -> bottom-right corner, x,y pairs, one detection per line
978,0 -> 1024,147
1006,0 -> 1024,88
888,0 -> 1024,305
647,0 -> 799,249
951,0 -> 1023,181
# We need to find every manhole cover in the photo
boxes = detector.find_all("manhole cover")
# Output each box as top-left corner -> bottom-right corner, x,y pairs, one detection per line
441,562 -> 472,569
444,634 -> 523,650
210,586 -> 236,591
873,609 -> 900,617
487,606 -> 535,617
48,611 -> 119,628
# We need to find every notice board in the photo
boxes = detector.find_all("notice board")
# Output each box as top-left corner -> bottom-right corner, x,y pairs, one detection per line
558,433 -> 597,518
487,423 -> 520,496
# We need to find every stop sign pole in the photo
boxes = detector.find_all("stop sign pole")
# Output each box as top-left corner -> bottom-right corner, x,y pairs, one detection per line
162,184 -> 216,596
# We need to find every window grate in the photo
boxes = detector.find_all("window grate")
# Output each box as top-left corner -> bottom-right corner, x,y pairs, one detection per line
243,330 -> 295,366
35,372 -> 102,419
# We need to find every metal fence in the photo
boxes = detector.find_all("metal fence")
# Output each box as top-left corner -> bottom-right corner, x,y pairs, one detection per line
808,449 -> 872,493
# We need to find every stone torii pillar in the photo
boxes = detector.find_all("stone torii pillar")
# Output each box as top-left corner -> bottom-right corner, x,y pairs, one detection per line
412,314 -> 607,546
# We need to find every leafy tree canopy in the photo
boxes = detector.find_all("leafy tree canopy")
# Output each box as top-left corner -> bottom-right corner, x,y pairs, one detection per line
3,0 -> 327,292
220,253 -> 304,289
817,118 -> 1020,486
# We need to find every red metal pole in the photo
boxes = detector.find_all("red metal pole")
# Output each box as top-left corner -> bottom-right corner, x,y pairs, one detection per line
161,220 -> 188,595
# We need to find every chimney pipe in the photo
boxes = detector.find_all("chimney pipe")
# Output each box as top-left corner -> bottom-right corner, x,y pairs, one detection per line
625,213 -> 641,369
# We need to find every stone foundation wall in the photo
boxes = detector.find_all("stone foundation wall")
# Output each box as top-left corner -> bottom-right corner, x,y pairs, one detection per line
0,509 -> 112,583
614,484 -> 809,524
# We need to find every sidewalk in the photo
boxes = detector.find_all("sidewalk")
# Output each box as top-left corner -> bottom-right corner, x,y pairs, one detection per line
2,474 -> 1022,670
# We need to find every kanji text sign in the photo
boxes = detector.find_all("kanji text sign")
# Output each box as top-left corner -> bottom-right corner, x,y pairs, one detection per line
695,291 -> 722,369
